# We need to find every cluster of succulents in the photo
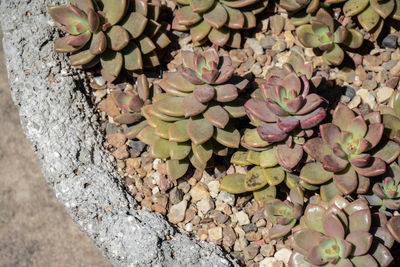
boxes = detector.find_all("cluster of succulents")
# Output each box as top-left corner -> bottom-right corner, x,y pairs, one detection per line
296,9 -> 364,65
342,0 -> 400,40
136,48 -> 249,179
221,52 -> 327,200
47,0 -> 400,264
49,0 -> 171,81
172,0 -> 268,47
289,195 -> 394,267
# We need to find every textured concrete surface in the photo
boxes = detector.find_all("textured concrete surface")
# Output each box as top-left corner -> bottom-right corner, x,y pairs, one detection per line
0,1 -> 236,266
0,32 -> 112,266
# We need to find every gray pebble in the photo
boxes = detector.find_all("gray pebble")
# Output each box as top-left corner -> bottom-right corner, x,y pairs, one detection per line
382,34 -> 398,49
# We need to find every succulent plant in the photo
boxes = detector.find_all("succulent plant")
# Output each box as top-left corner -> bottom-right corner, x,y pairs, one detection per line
288,195 -> 394,267
378,91 -> 400,143
364,162 -> 400,211
171,0 -> 268,47
99,77 -> 149,138
136,48 -> 248,179
264,187 -> 304,239
49,0 -> 170,81
341,0 -> 400,40
244,51 -> 326,170
296,9 -> 363,66
300,103 -> 400,201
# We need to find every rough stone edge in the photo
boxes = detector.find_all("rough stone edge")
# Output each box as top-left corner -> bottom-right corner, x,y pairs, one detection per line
0,1 -> 237,266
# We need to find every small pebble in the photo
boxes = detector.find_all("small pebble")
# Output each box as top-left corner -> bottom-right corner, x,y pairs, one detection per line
269,15 -> 285,35
235,211 -> 250,225
190,183 -> 209,202
208,227 -> 223,242
223,226 -> 236,247
207,180 -> 220,198
357,89 -> 377,109
217,191 -> 236,206
246,38 -> 264,56
168,200 -> 187,224
274,248 -> 292,265
376,87 -> 394,103
362,80 -> 377,90
234,237 -> 249,252
382,34 -> 398,49
260,36 -> 276,49
244,244 -> 260,261
197,197 -> 214,215
260,243 -> 275,257
243,223 -> 258,233
93,76 -> 106,86
127,140 -> 146,153
343,85 -> 356,99
382,60 -> 398,70
112,145 -> 129,160
259,257 -> 278,267
347,95 -> 361,109
106,133 -> 126,148
272,40 -> 286,53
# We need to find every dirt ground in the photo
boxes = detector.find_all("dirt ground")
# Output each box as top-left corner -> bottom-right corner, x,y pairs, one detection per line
0,33 -> 112,266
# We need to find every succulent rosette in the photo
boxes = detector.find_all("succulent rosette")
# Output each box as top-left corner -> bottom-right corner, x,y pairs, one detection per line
264,187 -> 304,239
244,52 -> 326,171
296,9 -> 363,66
300,103 -> 400,201
99,79 -> 150,139
378,91 -> 400,143
137,48 -> 248,179
365,162 -> 400,211
171,0 -> 268,47
339,0 -> 400,40
289,196 -> 394,267
49,0 -> 170,81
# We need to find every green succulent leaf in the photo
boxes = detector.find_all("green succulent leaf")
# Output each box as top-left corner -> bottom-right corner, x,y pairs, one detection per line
300,162 -> 334,185
220,173 -> 247,193
245,166 -> 268,191
166,159 -> 189,180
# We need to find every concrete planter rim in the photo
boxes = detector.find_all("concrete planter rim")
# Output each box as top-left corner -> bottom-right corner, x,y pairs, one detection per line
0,1 -> 237,266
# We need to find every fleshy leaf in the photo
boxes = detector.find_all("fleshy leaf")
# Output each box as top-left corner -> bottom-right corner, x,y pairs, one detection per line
166,159 -> 189,180
213,124 -> 240,148
204,105 -> 230,128
264,166 -> 286,186
253,185 -> 277,204
169,141 -> 191,160
300,162 -> 333,185
220,173 -> 247,193
346,231 -> 373,256
102,0 -> 127,25
275,144 -> 303,170
357,6 -> 380,32
187,116 -> 214,145
150,138 -> 170,158
245,166 -> 268,191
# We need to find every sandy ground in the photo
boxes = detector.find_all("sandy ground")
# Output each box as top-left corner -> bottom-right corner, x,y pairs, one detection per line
0,33 -> 112,266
